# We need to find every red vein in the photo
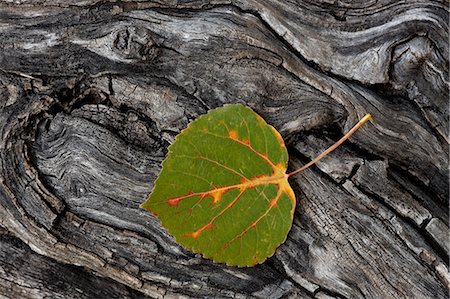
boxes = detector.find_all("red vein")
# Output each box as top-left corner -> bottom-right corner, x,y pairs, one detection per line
233,137 -> 279,173
214,187 -> 284,256
154,174 -> 286,206
186,188 -> 246,238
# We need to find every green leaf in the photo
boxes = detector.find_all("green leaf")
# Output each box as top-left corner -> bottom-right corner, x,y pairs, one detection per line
141,104 -> 295,266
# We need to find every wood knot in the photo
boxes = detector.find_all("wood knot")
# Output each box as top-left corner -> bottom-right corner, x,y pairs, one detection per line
113,27 -> 160,62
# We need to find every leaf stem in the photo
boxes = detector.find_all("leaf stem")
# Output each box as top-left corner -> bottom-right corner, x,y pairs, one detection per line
287,113 -> 372,177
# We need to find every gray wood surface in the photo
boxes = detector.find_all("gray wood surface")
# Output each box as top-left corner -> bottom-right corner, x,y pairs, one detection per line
0,1 -> 448,298
0,227 -> 146,298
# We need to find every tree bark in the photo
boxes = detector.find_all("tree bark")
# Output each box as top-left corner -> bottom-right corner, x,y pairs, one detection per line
0,1 -> 448,298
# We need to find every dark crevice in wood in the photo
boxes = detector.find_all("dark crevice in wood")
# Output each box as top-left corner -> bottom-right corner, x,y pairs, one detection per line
388,163 -> 449,222
264,259 -> 316,298
314,286 -> 348,299
353,183 -> 448,267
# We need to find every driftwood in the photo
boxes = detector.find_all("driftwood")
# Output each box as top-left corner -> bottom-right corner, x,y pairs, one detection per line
0,1 -> 448,298
0,227 -> 145,298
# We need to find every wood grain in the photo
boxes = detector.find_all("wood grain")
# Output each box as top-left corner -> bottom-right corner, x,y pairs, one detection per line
0,1 -> 448,298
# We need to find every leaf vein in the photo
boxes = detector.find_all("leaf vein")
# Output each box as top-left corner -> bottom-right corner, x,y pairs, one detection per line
199,130 -> 279,174
213,187 -> 284,258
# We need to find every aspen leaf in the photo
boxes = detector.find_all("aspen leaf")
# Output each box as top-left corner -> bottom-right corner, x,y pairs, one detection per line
140,104 -> 371,267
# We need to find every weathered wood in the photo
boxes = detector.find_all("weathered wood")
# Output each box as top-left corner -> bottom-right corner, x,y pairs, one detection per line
0,1 -> 448,298
0,226 -> 146,299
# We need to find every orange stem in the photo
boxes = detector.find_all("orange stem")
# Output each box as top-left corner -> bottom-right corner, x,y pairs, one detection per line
287,113 -> 372,177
